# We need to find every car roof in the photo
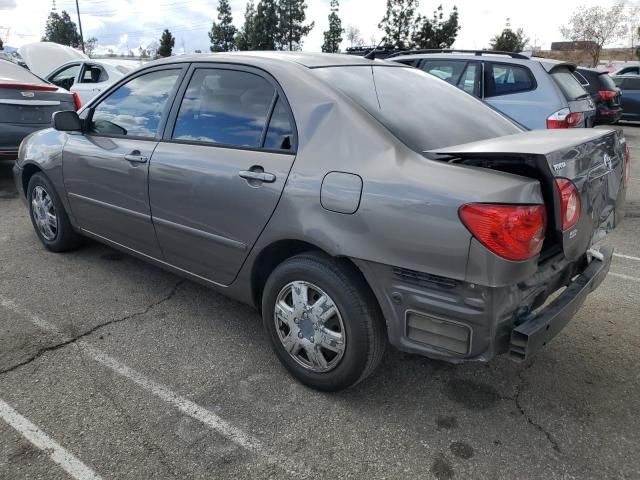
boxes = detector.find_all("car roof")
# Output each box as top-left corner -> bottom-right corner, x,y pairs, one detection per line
388,52 -> 575,72
148,51 -> 405,69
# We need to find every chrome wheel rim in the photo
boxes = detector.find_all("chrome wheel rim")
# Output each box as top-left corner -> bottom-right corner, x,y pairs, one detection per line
274,281 -> 346,373
31,186 -> 58,241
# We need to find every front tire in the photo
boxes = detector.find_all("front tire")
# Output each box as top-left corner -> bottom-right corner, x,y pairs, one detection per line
27,172 -> 82,252
261,252 -> 386,391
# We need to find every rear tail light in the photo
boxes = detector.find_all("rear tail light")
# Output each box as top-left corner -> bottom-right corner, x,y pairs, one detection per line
459,204 -> 547,261
624,143 -> 631,189
598,90 -> 617,101
546,108 -> 583,129
72,91 -> 82,110
0,82 -> 58,92
556,178 -> 581,230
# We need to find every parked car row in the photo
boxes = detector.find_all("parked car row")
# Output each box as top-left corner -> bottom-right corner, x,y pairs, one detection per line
12,51 -> 628,390
1,43 -> 137,162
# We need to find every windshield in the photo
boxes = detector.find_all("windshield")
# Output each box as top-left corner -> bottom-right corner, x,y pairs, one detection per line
551,68 -> 588,100
312,65 -> 522,152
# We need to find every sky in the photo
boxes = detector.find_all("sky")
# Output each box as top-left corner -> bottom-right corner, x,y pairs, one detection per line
0,0 -> 633,55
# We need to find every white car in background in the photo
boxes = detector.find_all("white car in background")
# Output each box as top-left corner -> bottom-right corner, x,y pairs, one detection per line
44,59 -> 134,104
18,42 -> 139,104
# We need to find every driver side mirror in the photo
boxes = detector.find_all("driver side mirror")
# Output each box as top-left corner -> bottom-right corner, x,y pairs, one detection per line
52,110 -> 83,132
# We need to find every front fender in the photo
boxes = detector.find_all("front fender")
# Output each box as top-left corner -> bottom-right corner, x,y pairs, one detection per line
17,128 -> 77,227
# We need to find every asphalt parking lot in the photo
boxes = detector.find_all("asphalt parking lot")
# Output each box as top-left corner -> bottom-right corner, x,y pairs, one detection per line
0,126 -> 639,480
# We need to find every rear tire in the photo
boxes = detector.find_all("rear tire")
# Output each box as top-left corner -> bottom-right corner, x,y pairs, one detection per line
27,172 -> 82,252
261,252 -> 386,391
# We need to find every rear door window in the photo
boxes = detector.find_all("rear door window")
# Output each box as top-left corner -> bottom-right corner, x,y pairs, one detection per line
419,60 -> 467,85
550,68 -> 588,100
456,62 -> 480,96
263,97 -> 295,150
80,65 -> 108,84
485,63 -> 535,97
172,68 -> 276,148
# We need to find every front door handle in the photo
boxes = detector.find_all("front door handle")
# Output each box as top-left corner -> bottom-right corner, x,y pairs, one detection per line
124,152 -> 148,163
239,169 -> 276,183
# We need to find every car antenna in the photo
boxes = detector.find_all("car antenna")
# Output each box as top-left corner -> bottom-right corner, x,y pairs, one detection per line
364,38 -> 385,60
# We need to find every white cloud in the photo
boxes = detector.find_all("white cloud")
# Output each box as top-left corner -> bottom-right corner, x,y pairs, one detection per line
0,0 -> 629,53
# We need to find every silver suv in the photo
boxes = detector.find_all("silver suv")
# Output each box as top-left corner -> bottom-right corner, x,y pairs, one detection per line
388,49 -> 595,130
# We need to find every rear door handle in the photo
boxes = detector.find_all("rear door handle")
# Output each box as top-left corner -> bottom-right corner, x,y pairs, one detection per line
239,170 -> 276,183
124,153 -> 148,163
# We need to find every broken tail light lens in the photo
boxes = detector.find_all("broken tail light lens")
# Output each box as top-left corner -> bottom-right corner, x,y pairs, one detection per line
556,178 -> 581,230
547,108 -> 583,129
459,204 -> 547,261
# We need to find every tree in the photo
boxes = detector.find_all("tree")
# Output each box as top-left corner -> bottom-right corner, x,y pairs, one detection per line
346,25 -> 364,47
490,27 -> 528,52
84,37 -> 98,58
147,40 -> 159,59
42,10 -> 81,47
0,37 -> 3,50
253,0 -> 280,50
138,46 -> 149,58
322,0 -> 343,53
209,0 -> 237,52
560,3 -> 627,67
412,5 -> 460,49
235,1 -> 258,50
278,0 -> 314,50
158,29 -> 175,57
378,0 -> 419,50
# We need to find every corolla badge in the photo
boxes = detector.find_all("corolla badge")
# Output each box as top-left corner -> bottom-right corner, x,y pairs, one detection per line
553,161 -> 567,173
603,153 -> 612,170
20,91 -> 35,98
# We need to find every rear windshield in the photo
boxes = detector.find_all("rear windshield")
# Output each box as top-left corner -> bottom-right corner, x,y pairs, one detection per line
551,68 -> 588,100
0,59 -> 48,85
312,65 -> 522,152
597,73 -> 616,90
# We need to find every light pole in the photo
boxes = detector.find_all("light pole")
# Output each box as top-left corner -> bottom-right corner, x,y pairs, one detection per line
75,0 -> 85,53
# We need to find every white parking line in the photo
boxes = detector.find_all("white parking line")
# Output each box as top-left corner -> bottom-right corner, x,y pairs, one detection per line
609,272 -> 640,283
614,253 -> 640,262
0,295 -> 312,479
0,398 -> 102,480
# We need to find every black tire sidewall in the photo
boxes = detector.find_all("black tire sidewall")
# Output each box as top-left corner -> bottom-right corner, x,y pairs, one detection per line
262,255 -> 375,391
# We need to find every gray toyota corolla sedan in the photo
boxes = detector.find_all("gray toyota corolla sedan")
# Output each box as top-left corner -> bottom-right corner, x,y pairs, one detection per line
13,52 -> 628,391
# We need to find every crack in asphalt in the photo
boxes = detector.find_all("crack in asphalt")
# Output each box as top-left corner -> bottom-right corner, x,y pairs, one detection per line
513,363 -> 562,454
0,279 -> 185,377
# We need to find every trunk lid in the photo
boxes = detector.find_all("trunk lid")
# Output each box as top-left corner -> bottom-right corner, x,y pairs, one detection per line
0,87 -> 75,125
430,129 -> 626,261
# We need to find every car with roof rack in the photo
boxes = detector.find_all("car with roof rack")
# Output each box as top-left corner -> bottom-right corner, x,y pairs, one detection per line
387,49 -> 596,130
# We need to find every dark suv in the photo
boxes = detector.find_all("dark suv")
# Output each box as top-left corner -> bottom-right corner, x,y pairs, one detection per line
573,68 -> 621,124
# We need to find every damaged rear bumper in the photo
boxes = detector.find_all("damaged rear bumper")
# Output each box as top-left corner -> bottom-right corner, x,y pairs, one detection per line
509,246 -> 613,362
354,246 -> 613,364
